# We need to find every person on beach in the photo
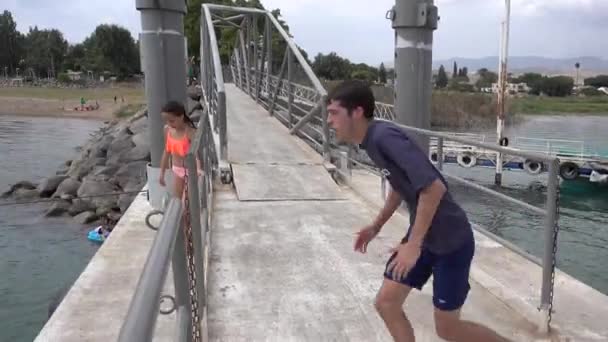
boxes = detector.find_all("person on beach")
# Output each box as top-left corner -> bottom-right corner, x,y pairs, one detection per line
326,80 -> 509,342
159,101 -> 198,198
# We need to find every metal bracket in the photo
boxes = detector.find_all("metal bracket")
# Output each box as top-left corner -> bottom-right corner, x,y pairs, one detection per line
219,161 -> 233,184
145,210 -> 164,231
159,294 -> 176,315
418,3 -> 439,29
135,0 -> 187,13
391,2 -> 438,30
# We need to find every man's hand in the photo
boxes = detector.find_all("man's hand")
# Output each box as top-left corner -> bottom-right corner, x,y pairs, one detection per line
387,242 -> 421,281
354,224 -> 381,253
159,173 -> 166,187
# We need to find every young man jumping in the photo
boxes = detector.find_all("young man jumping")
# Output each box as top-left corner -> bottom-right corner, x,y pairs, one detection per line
326,81 -> 510,342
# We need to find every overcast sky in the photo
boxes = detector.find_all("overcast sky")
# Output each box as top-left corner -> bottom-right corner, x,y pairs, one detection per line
3,0 -> 607,65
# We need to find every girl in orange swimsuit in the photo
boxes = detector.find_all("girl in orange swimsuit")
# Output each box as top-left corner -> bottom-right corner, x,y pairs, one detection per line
159,101 -> 197,198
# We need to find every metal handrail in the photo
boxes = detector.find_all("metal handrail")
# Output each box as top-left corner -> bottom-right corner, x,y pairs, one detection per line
118,199 -> 183,341
202,4 -> 227,163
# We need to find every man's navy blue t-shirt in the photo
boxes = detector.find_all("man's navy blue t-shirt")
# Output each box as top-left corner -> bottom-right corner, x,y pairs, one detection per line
361,119 -> 473,254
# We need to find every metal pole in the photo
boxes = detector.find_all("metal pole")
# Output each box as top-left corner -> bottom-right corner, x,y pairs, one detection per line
287,49 -> 294,127
321,96 -> 331,161
265,16 -> 273,94
390,0 -> 438,154
539,158 -> 559,333
137,0 -> 188,209
495,0 -> 511,186
252,15 -> 259,101
437,137 -> 444,170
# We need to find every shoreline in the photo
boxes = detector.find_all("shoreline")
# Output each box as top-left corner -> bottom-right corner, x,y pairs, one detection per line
0,96 -> 121,120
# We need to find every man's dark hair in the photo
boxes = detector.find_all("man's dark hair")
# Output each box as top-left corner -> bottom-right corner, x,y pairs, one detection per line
162,100 -> 186,116
327,80 -> 376,119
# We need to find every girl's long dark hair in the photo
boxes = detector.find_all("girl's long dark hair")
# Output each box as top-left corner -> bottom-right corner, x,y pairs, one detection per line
162,100 -> 196,128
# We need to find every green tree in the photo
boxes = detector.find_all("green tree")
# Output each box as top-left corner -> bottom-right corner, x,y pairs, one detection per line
62,43 -> 86,72
312,52 -> 352,80
436,65 -> 448,88
541,76 -> 574,97
452,61 -> 457,78
0,10 -> 25,75
475,68 -> 498,88
23,27 -> 68,78
513,73 -> 543,94
82,24 -> 139,77
378,63 -> 387,83
584,75 -> 608,88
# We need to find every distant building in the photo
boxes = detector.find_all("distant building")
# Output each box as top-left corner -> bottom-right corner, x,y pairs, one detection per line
491,82 -> 529,94
67,70 -> 83,81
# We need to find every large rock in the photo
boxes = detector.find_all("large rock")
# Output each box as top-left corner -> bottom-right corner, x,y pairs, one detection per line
38,175 -> 69,198
69,199 -> 95,216
52,178 -> 81,198
107,210 -> 123,223
74,211 -> 98,225
190,110 -> 201,123
94,165 -> 120,178
77,179 -> 120,210
45,201 -> 71,217
113,161 -> 148,191
2,181 -> 37,198
106,135 -> 135,165
88,135 -> 113,159
96,206 -> 112,217
129,116 -> 147,135
67,156 -> 97,180
119,145 -> 150,164
188,86 -> 203,101
14,188 -> 39,200
132,131 -> 150,148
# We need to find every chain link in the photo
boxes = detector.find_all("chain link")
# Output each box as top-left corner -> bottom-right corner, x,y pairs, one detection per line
547,175 -> 561,326
183,171 -> 202,341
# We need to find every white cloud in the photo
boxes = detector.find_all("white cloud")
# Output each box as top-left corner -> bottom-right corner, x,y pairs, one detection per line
3,0 -> 606,64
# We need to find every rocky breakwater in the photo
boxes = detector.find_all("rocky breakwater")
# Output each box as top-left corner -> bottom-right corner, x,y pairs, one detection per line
2,108 -> 152,227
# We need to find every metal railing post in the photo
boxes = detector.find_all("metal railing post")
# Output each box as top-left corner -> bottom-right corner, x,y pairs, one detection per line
539,158 -> 560,333
252,14 -> 259,101
437,137 -> 444,171
287,49 -> 294,127
269,48 -> 288,116
321,95 -> 331,161
218,91 -> 227,161
265,14 -> 272,95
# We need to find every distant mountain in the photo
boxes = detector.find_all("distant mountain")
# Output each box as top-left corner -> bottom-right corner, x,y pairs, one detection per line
433,56 -> 608,75
385,56 -> 608,76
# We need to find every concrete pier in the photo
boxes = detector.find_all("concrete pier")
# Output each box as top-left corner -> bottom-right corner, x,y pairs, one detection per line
35,84 -> 608,342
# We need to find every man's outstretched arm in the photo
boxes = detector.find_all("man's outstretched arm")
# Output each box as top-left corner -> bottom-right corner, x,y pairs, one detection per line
407,179 -> 446,247
372,188 -> 402,231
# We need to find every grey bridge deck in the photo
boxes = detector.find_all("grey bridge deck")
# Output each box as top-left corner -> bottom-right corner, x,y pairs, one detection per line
205,85 -> 539,341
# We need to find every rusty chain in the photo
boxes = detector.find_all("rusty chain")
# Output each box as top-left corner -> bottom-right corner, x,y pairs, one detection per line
182,170 -> 202,341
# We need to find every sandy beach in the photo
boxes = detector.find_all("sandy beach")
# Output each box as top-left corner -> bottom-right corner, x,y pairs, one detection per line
0,86 -> 145,120
0,97 -> 120,120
